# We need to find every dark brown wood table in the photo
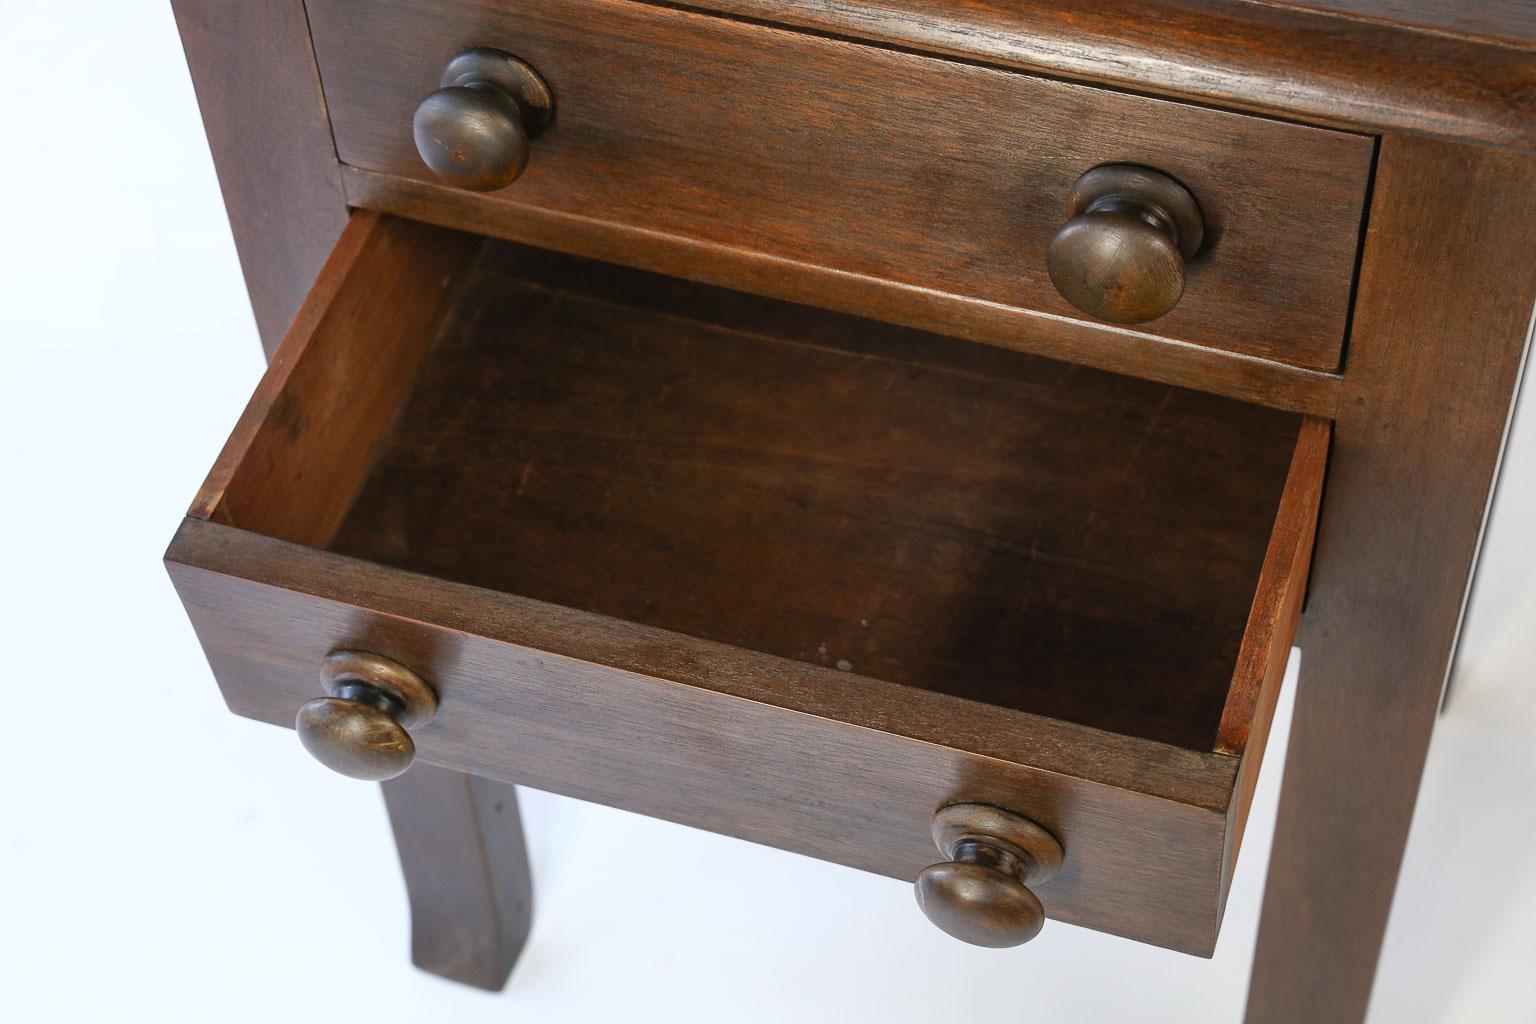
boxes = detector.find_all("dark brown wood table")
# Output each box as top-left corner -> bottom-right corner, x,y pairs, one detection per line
166,2 -> 1536,1019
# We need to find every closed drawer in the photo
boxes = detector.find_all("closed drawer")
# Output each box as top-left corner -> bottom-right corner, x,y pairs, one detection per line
306,0 -> 1373,372
167,212 -> 1327,955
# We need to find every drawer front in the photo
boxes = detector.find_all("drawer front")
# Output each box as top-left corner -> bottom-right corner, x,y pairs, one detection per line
169,522 -> 1232,954
306,0 -> 1374,372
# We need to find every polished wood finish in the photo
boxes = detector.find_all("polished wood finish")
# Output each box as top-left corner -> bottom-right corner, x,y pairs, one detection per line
1259,0 -> 1536,44
295,651 -> 440,781
344,167 -> 1345,418
1046,165 -> 1205,326
671,0 -> 1536,150
330,239 -> 1300,750
381,764 -> 533,990
169,0 -> 349,356
176,207 -> 509,979
1217,417 -> 1331,758
168,0 -> 1536,1013
1219,418 -> 1330,897
916,804 -> 1064,947
306,0 -> 1374,371
1247,137 -> 1536,1023
167,516 -> 1229,954
413,48 -> 553,192
165,212 -> 1326,955
192,211 -> 478,547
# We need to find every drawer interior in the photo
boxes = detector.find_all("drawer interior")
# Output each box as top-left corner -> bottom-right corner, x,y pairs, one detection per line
203,213 -> 1315,757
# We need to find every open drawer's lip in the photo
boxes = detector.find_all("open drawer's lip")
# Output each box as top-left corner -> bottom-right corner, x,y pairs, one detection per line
166,210 -> 1329,957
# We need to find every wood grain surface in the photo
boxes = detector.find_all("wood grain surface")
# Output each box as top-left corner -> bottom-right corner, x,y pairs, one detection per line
344,168 -> 1345,418
1258,0 -> 1536,44
192,212 -> 478,547
1217,417 -> 1331,757
166,212 -> 1327,955
306,0 -> 1374,371
328,240 -> 1304,750
1247,137 -> 1536,1023
661,0 -> 1536,149
166,0 -> 1536,1010
381,765 -> 533,990
168,518 -> 1238,955
170,0 -> 350,356
1218,417 -> 1329,911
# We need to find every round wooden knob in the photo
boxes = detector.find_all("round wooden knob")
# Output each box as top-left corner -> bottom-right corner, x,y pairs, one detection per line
1046,164 -> 1204,325
413,48 -> 554,192
914,804 -> 1064,947
295,651 -> 439,781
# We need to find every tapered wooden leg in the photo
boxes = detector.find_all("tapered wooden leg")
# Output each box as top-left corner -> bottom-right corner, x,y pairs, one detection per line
381,764 -> 534,990
171,0 -> 349,357
1244,139 -> 1536,1021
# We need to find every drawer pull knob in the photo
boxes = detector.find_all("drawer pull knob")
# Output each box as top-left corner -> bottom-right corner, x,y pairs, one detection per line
413,47 -> 554,192
915,804 -> 1064,947
295,651 -> 439,781
1046,164 -> 1205,325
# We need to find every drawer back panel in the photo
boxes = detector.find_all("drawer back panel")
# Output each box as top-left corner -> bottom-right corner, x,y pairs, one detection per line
305,0 -> 1375,371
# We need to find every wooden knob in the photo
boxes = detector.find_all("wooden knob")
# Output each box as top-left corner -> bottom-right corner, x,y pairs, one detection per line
914,804 -> 1064,947
413,48 -> 554,192
295,651 -> 439,781
1046,164 -> 1204,325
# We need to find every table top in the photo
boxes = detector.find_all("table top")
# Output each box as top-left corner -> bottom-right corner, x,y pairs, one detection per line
681,0 -> 1536,149
1256,0 -> 1536,46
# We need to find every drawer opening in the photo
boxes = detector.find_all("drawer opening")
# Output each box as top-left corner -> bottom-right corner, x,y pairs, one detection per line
193,213 -> 1325,757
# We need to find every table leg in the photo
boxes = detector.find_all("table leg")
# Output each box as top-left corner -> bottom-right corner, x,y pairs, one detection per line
381,764 -> 534,991
1244,136 -> 1536,1023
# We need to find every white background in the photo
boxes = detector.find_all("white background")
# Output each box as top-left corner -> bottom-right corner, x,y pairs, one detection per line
2,5 -> 1533,1022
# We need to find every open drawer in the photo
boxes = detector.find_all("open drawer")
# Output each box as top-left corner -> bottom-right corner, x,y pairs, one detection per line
166,211 -> 1328,956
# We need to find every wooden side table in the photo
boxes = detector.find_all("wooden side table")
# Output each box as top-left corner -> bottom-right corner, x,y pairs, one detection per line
166,2 -> 1536,1019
